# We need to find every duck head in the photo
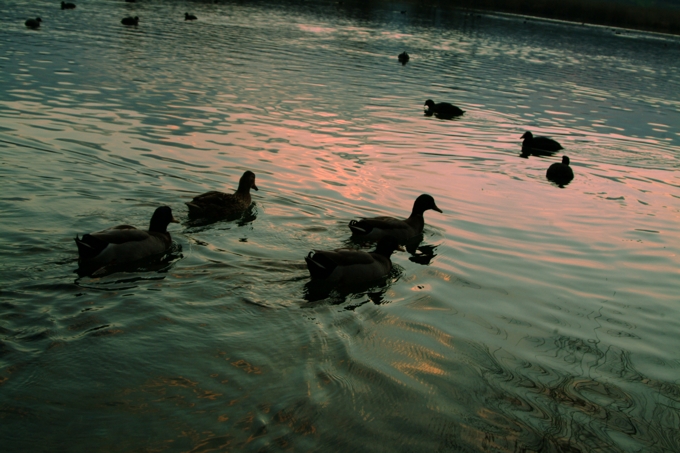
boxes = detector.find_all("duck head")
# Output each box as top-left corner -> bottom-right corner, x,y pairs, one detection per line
149,206 -> 179,232
521,131 -> 533,140
412,194 -> 443,215
238,171 -> 258,192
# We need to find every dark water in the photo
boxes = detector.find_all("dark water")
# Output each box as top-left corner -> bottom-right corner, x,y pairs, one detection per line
1,0 -> 679,451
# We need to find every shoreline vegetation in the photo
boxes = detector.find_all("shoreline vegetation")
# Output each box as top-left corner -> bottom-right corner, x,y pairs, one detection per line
383,0 -> 680,35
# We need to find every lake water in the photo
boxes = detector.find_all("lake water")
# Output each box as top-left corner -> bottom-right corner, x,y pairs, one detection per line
1,0 -> 679,451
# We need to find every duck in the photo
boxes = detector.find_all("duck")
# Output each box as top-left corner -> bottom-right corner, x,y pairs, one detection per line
74,206 -> 179,273
348,194 -> 442,242
305,236 -> 401,285
398,51 -> 409,65
121,16 -> 139,26
186,170 -> 259,219
185,12 -> 197,21
546,155 -> 574,186
25,17 -> 41,29
424,99 -> 464,119
521,131 -> 563,154
61,2 -> 76,9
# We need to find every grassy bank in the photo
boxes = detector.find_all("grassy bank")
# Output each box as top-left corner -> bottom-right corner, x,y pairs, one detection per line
403,0 -> 680,35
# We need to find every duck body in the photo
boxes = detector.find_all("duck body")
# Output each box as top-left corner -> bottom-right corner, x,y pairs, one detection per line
521,131 -> 563,153
75,206 -> 179,273
348,194 -> 442,242
424,99 -> 464,119
186,170 -> 258,219
546,155 -> 574,186
121,16 -> 139,25
398,51 -> 409,65
305,236 -> 400,286
185,12 -> 197,20
25,17 -> 41,29
61,2 -> 76,9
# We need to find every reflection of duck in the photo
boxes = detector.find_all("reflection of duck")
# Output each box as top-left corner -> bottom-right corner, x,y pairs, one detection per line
61,2 -> 76,9
121,16 -> 139,26
185,12 -> 197,21
25,17 -> 42,29
349,194 -> 442,242
546,155 -> 574,186
424,99 -> 464,119
186,171 -> 258,219
521,131 -> 562,153
398,51 -> 409,65
305,236 -> 401,285
75,206 -> 179,273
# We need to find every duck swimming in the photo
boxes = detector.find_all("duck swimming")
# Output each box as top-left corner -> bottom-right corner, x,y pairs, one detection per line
398,51 -> 409,65
61,2 -> 76,9
186,170 -> 258,219
25,17 -> 41,29
546,155 -> 574,186
348,194 -> 442,242
424,99 -> 464,119
121,16 -> 139,26
521,131 -> 563,154
74,206 -> 179,274
305,236 -> 401,286
185,13 -> 197,21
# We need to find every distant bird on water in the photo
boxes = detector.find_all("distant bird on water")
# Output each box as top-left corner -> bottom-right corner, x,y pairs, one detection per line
186,170 -> 259,220
61,1 -> 76,9
185,12 -> 197,21
348,194 -> 443,243
546,155 -> 574,186
398,51 -> 409,65
25,17 -> 41,29
305,236 -> 402,286
521,131 -> 563,154
424,99 -> 464,119
121,16 -> 139,25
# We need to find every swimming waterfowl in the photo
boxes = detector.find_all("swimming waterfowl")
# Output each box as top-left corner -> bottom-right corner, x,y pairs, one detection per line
121,16 -> 139,26
305,236 -> 401,285
348,194 -> 443,242
186,170 -> 259,219
25,17 -> 41,29
74,206 -> 179,273
546,155 -> 574,186
398,51 -> 409,65
185,13 -> 197,21
61,2 -> 76,9
521,131 -> 563,153
424,99 -> 464,119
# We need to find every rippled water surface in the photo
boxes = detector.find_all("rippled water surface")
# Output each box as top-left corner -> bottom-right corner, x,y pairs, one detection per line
1,0 -> 679,451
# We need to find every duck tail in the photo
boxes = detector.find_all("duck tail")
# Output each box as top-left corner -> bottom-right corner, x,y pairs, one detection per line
348,219 -> 369,235
74,234 -> 106,261
305,252 -> 335,280
185,201 -> 204,217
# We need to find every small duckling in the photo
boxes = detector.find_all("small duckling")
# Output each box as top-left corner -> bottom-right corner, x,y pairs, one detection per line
61,2 -> 76,9
305,236 -> 401,286
349,194 -> 442,242
74,206 -> 179,274
25,17 -> 42,29
424,99 -> 464,119
185,12 -> 197,21
546,155 -> 574,186
398,51 -> 409,65
521,131 -> 563,154
121,16 -> 139,26
186,170 -> 259,219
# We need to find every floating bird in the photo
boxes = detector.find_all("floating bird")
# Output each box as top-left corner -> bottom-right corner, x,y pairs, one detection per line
424,99 -> 464,119
186,171 -> 259,219
125,0 -> 136,3
121,16 -> 139,26
521,131 -> 563,154
61,2 -> 76,9
546,155 -> 574,186
74,206 -> 179,273
348,194 -> 442,242
305,236 -> 402,285
25,17 -> 42,29
398,51 -> 409,65
185,12 -> 197,21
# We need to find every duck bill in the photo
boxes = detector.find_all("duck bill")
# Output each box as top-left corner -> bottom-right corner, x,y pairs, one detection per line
253,184 -> 259,191
433,205 -> 443,213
